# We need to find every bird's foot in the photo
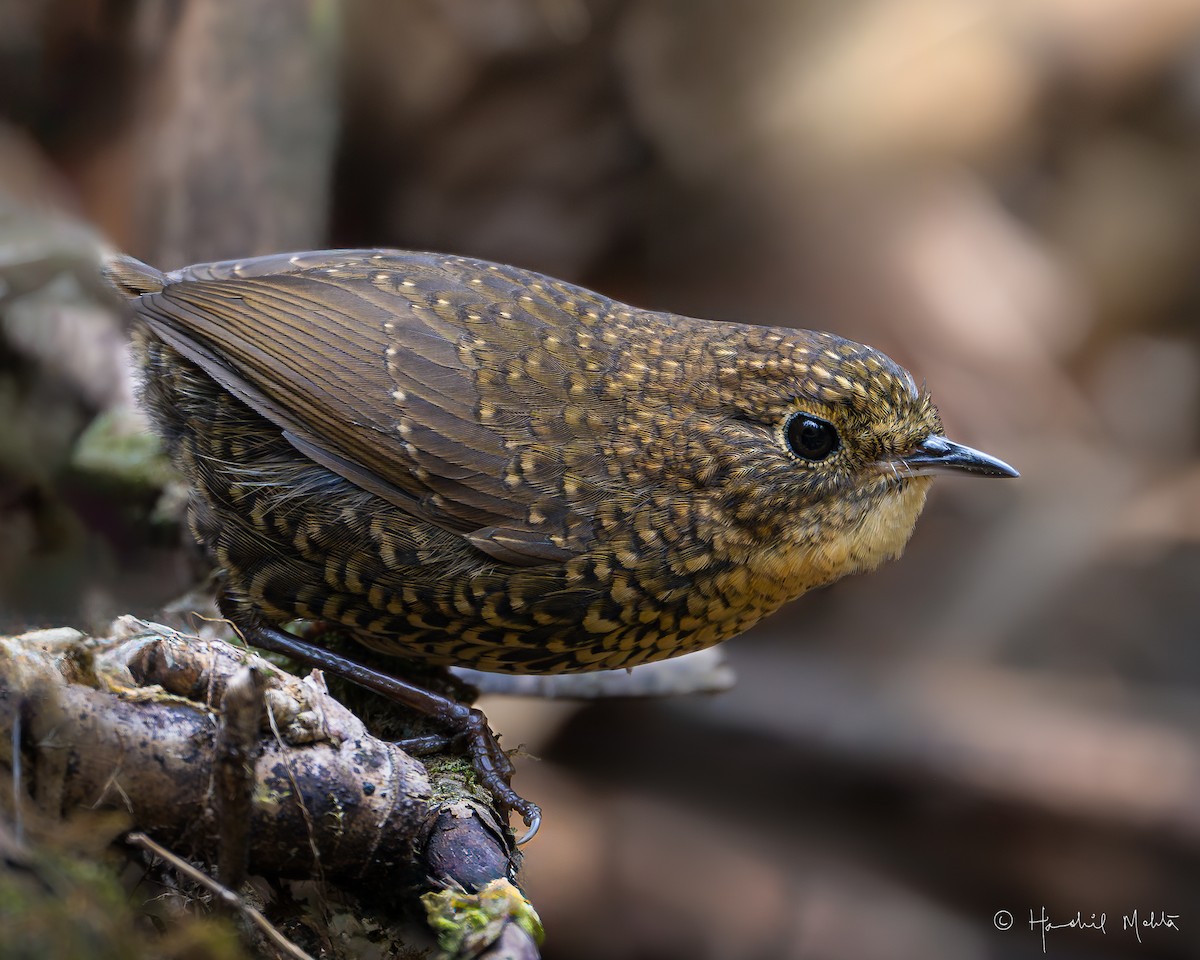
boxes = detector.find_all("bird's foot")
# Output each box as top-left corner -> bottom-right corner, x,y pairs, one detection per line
397,718 -> 540,844
224,606 -> 540,843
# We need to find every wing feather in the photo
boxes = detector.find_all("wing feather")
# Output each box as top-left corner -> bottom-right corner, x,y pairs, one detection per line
129,250 -> 642,562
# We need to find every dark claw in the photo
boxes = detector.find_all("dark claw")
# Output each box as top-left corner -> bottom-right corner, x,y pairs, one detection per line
516,807 -> 541,845
459,707 -> 541,844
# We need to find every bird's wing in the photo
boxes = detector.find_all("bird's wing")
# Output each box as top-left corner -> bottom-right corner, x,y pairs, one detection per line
130,249 -> 635,565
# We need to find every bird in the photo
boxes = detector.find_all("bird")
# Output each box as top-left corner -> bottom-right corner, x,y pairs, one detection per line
103,248 -> 1017,839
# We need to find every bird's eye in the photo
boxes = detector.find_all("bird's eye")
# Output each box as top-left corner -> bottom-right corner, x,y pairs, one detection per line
785,413 -> 839,461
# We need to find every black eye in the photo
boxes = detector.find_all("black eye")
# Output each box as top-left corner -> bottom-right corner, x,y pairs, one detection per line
785,413 -> 839,461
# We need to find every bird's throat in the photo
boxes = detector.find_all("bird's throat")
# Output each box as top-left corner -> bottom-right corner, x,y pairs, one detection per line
744,477 -> 932,608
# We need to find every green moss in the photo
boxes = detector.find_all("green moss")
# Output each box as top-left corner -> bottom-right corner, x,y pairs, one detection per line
422,878 -> 543,958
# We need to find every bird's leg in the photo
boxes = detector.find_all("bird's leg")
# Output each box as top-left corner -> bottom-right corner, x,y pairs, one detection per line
219,601 -> 540,843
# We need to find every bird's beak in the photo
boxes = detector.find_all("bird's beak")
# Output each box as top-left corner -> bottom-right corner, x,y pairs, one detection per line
892,435 -> 1019,479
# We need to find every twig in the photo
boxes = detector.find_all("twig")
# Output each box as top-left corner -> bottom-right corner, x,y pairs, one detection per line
11,704 -> 23,844
214,665 -> 265,889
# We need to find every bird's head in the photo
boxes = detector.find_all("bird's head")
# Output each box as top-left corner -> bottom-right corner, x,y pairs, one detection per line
654,326 -> 1018,600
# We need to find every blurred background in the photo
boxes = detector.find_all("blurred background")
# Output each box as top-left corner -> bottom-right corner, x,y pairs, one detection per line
2,0 -> 1200,957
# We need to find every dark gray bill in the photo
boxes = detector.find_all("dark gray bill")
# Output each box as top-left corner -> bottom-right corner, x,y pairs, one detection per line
894,434 -> 1019,479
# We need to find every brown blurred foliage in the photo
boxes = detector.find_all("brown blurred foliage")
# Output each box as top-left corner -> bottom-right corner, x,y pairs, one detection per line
2,0 -> 1200,957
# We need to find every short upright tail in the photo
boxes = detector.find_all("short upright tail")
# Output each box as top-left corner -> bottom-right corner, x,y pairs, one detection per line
101,253 -> 166,299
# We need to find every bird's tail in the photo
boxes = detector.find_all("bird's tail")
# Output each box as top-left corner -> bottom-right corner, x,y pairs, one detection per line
101,253 -> 166,299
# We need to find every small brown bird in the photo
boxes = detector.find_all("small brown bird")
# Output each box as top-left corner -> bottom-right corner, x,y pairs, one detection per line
104,249 -> 1016,838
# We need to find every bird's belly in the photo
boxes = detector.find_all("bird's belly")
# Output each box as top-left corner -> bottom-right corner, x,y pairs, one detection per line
220,482 -> 773,675
291,547 -> 772,676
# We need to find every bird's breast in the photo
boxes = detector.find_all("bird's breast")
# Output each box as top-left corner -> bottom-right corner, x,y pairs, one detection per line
740,478 -> 932,608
